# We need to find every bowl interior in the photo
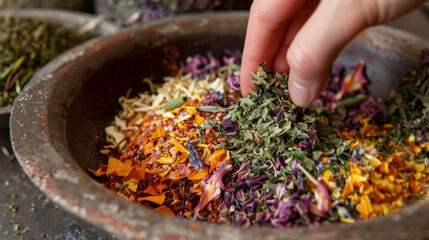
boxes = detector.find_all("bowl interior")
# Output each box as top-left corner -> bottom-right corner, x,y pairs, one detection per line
66,14 -> 249,172
66,25 -> 419,173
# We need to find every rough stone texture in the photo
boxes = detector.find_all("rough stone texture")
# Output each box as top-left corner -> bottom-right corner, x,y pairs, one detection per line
9,12 -> 429,240
0,128 -> 116,239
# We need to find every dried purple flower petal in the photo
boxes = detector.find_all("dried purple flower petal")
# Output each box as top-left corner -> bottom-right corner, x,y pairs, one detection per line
315,177 -> 331,213
297,140 -> 310,148
335,60 -> 368,100
187,140 -> 203,172
273,107 -> 284,122
235,214 -> 251,227
225,74 -> 240,92
273,201 -> 293,219
297,177 -> 305,192
256,211 -> 271,222
291,160 -> 302,175
298,194 -> 311,213
222,119 -> 236,134
194,164 -> 232,213
275,155 -> 283,168
276,184 -> 286,200
271,218 -> 292,228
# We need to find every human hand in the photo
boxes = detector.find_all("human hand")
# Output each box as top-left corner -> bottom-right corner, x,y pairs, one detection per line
240,0 -> 426,106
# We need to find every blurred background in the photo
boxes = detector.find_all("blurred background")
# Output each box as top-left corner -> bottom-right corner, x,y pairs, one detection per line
0,0 -> 427,39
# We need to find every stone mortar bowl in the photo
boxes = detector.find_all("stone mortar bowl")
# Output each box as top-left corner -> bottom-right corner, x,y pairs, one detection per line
0,8 -> 119,128
10,12 -> 429,240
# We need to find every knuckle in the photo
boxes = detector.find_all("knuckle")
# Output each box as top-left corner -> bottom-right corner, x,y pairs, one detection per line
254,13 -> 287,33
287,43 -> 317,82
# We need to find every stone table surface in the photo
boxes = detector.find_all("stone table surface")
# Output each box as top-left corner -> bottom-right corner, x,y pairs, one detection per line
0,128 -> 117,240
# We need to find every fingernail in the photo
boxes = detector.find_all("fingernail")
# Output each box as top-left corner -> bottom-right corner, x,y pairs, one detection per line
289,75 -> 313,107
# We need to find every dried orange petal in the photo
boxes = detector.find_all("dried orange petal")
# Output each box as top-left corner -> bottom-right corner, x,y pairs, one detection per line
138,195 -> 166,205
154,205 -> 175,216
106,157 -> 132,177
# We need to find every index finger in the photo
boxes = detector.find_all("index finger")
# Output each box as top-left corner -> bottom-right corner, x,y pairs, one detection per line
240,0 -> 306,96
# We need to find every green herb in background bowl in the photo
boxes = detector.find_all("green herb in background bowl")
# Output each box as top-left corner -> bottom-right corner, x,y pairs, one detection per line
0,15 -> 92,107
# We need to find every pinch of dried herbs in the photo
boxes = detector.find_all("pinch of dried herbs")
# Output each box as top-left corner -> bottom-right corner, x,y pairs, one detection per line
90,49 -> 429,228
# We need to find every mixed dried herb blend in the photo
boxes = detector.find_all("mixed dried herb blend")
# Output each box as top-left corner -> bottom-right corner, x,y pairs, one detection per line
90,50 -> 429,227
0,15 -> 91,106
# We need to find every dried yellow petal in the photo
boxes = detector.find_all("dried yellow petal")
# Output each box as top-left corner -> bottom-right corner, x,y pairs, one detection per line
138,195 -> 166,205
171,139 -> 189,154
106,157 -> 132,177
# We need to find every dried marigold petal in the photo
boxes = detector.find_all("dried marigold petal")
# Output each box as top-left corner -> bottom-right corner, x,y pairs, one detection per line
186,107 -> 197,115
169,171 -> 181,180
157,183 -> 167,193
209,149 -> 227,170
154,205 -> 175,216
414,163 -> 425,173
135,160 -> 147,179
160,168 -> 172,178
187,167 -> 209,181
88,166 -> 106,177
372,191 -> 385,203
171,139 -> 189,154
323,169 -> 333,183
340,217 -> 355,223
193,113 -> 205,125
378,162 -> 390,175
201,147 -> 211,161
366,154 -> 382,168
156,157 -> 173,164
144,185 -> 159,195
146,168 -> 164,174
176,154 -> 189,164
137,195 -> 166,205
106,157 -> 132,177
124,169 -> 141,182
176,137 -> 189,141
356,195 -> 372,219
127,178 -> 140,192
341,180 -> 354,198
151,125 -> 168,139
342,60 -> 367,93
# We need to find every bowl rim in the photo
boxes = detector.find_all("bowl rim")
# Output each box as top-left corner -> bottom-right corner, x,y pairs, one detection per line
9,11 -> 429,240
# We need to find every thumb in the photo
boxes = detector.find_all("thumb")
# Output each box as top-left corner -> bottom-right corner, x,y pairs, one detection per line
286,0 -> 425,107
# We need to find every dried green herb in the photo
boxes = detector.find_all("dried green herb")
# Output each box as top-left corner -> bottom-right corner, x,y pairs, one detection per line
0,15 -> 92,106
223,62 -> 350,184
164,96 -> 188,111
388,51 -> 429,140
